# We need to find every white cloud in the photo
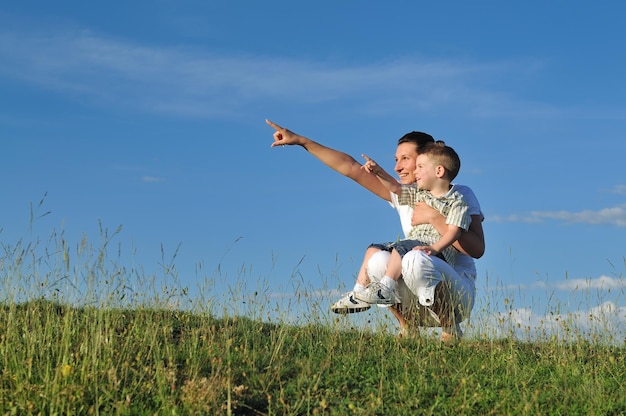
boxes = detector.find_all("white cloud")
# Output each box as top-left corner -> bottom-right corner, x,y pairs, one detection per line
0,26 -> 550,120
529,205 -> 626,227
492,204 -> 626,227
606,184 -> 626,195
555,275 -> 626,291
495,275 -> 625,293
142,176 -> 163,183
471,301 -> 626,344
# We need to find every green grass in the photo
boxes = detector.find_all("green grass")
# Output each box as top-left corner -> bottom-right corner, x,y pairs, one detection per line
1,213 -> 625,414
1,300 -> 625,415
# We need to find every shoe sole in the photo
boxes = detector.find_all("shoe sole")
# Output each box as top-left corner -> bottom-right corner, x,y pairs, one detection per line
362,299 -> 396,305
353,292 -> 396,305
331,305 -> 370,314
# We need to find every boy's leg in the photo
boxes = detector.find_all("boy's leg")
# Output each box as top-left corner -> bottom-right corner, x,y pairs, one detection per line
364,249 -> 421,337
385,248 -> 403,280
354,249 -> 401,305
355,240 -> 424,305
330,246 -> 381,314
356,246 -> 380,287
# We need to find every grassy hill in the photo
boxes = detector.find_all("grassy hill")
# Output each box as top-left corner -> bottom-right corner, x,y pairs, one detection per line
1,299 -> 624,415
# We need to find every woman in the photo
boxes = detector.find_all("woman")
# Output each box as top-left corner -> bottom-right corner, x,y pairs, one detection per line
266,120 -> 485,341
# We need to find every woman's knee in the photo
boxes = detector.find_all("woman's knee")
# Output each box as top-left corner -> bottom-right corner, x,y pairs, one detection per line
401,250 -> 431,278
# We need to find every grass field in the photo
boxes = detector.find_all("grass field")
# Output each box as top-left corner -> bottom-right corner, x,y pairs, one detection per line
1,223 -> 625,414
1,299 -> 625,415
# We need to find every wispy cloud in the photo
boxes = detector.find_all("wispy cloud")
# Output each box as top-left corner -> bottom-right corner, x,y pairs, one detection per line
491,204 -> 626,227
495,275 -> 626,292
606,184 -> 626,195
112,165 -> 164,183
554,275 -> 626,291
142,176 -> 164,183
0,26 -> 550,119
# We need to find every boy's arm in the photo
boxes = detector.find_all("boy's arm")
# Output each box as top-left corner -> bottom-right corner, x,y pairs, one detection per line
412,203 -> 485,258
267,119 -> 394,201
361,154 -> 402,195
420,225 -> 463,256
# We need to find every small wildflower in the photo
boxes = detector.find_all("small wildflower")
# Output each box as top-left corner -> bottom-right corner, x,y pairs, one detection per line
61,364 -> 73,378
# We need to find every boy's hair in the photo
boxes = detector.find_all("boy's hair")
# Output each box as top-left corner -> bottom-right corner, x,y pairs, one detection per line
421,141 -> 461,182
398,131 -> 435,152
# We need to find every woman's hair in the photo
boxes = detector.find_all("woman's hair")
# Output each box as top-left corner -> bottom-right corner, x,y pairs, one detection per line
397,131 -> 435,152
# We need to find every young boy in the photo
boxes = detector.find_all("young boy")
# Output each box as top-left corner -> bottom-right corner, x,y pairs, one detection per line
354,141 -> 471,305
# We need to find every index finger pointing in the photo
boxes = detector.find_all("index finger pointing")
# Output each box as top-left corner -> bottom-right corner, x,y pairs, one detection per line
361,154 -> 372,162
265,119 -> 282,131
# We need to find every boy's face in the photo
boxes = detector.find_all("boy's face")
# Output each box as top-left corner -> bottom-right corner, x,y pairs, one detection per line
394,142 -> 419,184
414,153 -> 437,190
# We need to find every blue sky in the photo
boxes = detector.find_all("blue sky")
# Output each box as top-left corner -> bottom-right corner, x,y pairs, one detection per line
1,2 -> 625,341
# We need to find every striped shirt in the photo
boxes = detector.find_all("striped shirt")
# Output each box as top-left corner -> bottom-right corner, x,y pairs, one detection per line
398,184 -> 471,265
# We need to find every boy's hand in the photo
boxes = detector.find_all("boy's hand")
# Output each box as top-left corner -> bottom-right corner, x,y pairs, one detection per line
413,245 -> 440,257
361,154 -> 381,175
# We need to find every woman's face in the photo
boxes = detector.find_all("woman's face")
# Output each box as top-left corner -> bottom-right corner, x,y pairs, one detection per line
394,142 -> 418,184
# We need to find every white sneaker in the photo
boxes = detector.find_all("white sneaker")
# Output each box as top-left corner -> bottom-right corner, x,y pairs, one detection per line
330,292 -> 371,314
353,282 -> 398,305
